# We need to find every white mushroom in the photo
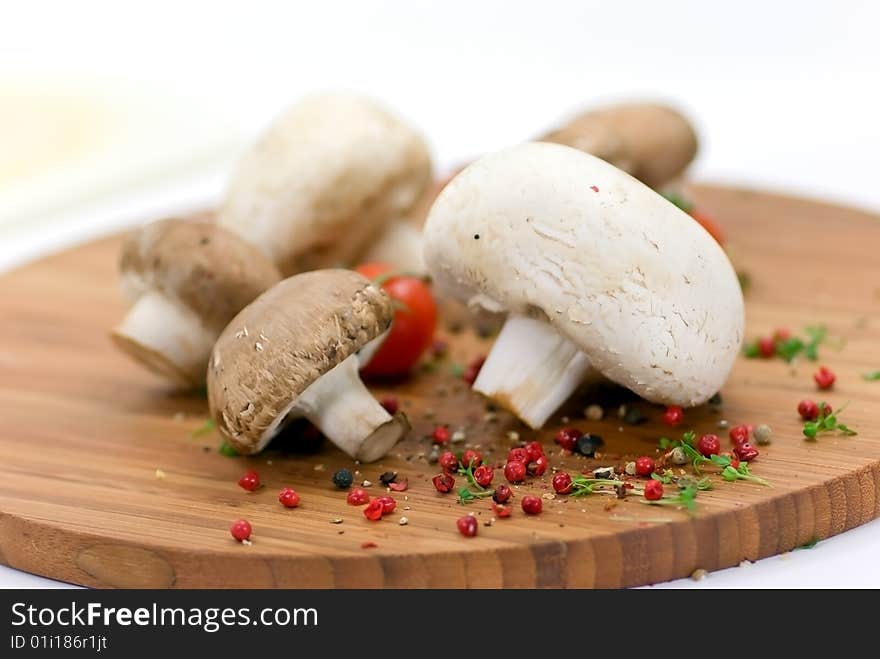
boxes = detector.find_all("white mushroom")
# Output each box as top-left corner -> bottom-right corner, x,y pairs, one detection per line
207,269 -> 409,461
111,218 -> 281,386
218,92 -> 432,275
422,142 -> 744,429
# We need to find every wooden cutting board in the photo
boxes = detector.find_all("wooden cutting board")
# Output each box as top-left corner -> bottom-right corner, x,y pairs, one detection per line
1,185 -> 879,589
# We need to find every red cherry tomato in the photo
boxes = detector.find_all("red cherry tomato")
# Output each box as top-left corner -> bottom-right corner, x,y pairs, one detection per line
356,262 -> 438,377
689,208 -> 725,246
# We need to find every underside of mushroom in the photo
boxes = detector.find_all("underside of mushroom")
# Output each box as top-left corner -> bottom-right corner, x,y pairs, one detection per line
473,314 -> 592,429
260,352 -> 409,462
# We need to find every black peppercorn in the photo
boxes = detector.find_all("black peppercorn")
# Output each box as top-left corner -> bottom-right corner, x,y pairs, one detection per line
576,433 -> 604,457
331,467 -> 354,489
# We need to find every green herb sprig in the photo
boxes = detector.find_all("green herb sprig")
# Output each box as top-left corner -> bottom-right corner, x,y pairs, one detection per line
710,454 -> 770,486
659,430 -> 709,474
863,371 -> 880,381
641,484 -> 700,512
569,477 -> 623,497
802,402 -> 857,439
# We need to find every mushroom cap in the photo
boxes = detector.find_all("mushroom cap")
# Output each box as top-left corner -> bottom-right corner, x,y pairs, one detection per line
207,269 -> 394,453
119,218 -> 282,330
542,102 -> 698,188
218,92 -> 432,275
422,142 -> 744,406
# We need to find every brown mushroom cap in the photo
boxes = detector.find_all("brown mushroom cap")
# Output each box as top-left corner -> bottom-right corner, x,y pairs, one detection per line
207,269 -> 394,453
541,102 -> 698,189
119,218 -> 282,330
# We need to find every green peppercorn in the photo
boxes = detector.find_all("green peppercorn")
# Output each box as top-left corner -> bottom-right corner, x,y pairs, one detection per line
754,424 -> 772,445
332,468 -> 354,489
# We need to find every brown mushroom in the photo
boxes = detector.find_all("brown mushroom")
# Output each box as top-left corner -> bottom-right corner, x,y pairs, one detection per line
541,102 -> 698,189
207,269 -> 410,461
111,218 -> 281,386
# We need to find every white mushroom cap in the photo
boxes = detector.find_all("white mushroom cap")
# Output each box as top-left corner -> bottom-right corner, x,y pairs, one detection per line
218,92 -> 432,275
423,142 -> 743,412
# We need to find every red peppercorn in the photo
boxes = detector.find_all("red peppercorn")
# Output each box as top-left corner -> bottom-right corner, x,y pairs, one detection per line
697,433 -> 721,457
504,460 -> 526,483
798,399 -> 820,421
521,495 -> 543,515
527,454 -> 548,477
721,451 -> 740,469
729,425 -> 751,446
492,484 -> 512,504
644,480 -> 664,501
733,442 -> 759,462
473,464 -> 494,488
379,395 -> 399,415
634,456 -> 655,477
230,519 -> 252,542
554,428 -> 581,452
462,356 -> 486,386
758,336 -> 776,358
524,441 -> 544,463
814,366 -> 836,390
457,515 -> 478,537
461,449 -> 483,469
346,487 -> 370,505
820,401 -> 833,416
662,405 -> 684,427
773,327 -> 791,342
438,450 -> 458,473
376,495 -> 396,515
432,425 -> 450,445
432,473 -> 455,493
507,447 -> 529,464
492,502 -> 511,518
278,487 -> 300,508
363,498 -> 384,521
552,472 -> 573,494
237,470 -> 260,492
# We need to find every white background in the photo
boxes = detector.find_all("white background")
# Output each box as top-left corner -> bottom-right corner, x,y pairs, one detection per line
1,0 -> 878,587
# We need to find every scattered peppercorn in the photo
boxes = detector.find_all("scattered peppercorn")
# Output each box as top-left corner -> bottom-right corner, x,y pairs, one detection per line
662,405 -> 684,426
734,442 -> 759,462
363,498 -> 384,521
379,395 -> 399,415
457,515 -> 478,537
432,425 -> 451,445
527,454 -> 548,477
814,366 -> 836,390
524,441 -> 544,463
237,470 -> 260,492
439,450 -> 458,473
554,427 -> 581,452
347,487 -> 370,505
670,446 -> 689,465
644,480 -> 664,501
462,356 -> 486,385
552,472 -> 573,494
507,447 -> 529,464
376,495 -> 397,515
624,461 -> 637,476
576,433 -> 604,457
521,495 -> 543,515
492,484 -> 512,504
504,460 -> 526,483
378,471 -> 398,485
697,433 -> 721,457
332,468 -> 354,489
585,404 -> 604,421
635,456 -> 655,477
278,487 -> 300,508
623,407 -> 647,425
230,519 -> 252,542
432,473 -> 455,493
492,502 -> 512,518
753,424 -> 772,445
758,336 -> 775,358
729,425 -> 750,446
461,449 -> 483,468
473,464 -> 494,488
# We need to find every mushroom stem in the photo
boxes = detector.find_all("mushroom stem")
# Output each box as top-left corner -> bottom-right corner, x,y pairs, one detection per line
291,354 -> 409,461
473,314 -> 591,429
110,291 -> 214,385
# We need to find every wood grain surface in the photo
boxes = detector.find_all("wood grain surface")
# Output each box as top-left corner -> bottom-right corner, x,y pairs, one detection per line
1,185 -> 879,588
